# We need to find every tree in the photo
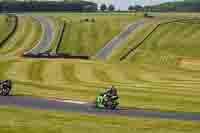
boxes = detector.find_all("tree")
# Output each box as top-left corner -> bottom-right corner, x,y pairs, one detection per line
135,5 -> 143,10
108,4 -> 115,11
100,4 -> 107,11
128,5 -> 134,11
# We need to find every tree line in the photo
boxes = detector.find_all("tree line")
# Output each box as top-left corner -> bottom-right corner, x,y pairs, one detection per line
100,4 -> 142,12
0,1 -> 97,12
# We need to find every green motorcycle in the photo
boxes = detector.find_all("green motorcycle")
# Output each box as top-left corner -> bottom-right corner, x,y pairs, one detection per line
96,93 -> 119,110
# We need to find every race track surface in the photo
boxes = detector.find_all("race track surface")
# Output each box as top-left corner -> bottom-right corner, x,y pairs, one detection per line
24,16 -> 53,55
95,20 -> 145,60
1,96 -> 200,121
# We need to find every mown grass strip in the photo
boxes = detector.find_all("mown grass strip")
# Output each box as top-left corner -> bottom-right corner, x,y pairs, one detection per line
0,15 -> 18,48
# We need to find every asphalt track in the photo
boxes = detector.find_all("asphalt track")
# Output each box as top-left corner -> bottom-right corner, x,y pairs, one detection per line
95,20 -> 145,60
1,96 -> 200,121
24,16 -> 53,55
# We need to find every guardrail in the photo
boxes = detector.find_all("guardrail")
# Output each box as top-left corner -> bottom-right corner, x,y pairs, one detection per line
55,21 -> 66,54
23,53 -> 89,59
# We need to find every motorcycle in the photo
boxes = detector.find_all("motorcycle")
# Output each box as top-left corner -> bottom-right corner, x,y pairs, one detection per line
96,92 -> 119,110
0,80 -> 12,96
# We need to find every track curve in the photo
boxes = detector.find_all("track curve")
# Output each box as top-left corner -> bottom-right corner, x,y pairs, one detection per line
95,20 -> 145,60
1,96 -> 200,121
24,16 -> 53,55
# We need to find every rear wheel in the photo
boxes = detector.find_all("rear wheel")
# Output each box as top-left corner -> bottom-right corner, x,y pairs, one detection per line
111,104 -> 117,110
105,101 -> 113,109
0,87 -> 10,96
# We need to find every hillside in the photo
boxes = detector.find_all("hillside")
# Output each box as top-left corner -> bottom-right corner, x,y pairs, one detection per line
0,11 -> 200,116
0,14 -> 200,113
184,0 -> 199,2
151,0 -> 200,12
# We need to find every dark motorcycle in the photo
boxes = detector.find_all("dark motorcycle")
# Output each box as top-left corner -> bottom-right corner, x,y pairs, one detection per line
0,80 -> 12,96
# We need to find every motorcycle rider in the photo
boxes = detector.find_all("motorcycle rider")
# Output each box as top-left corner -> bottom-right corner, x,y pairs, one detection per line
104,85 -> 119,101
96,85 -> 119,109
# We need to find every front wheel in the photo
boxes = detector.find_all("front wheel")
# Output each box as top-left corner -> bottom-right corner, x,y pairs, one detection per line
106,100 -> 119,110
105,101 -> 117,110
0,87 -> 10,96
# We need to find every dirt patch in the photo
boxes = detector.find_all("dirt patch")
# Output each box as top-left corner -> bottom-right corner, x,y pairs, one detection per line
178,57 -> 200,71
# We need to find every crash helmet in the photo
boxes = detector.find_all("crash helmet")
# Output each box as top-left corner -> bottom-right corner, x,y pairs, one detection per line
110,85 -> 115,90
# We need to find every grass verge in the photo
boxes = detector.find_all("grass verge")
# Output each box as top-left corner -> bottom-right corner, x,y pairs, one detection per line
0,106 -> 200,133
